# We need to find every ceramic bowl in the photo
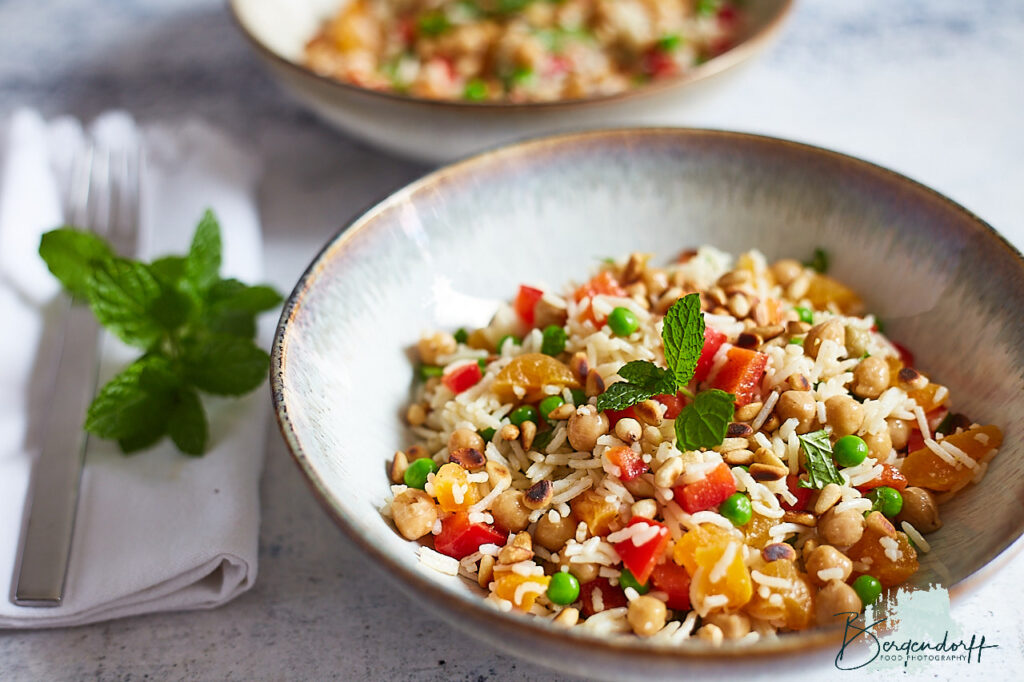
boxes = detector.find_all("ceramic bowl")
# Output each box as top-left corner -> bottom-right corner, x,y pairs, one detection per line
270,129 -> 1024,679
228,0 -> 793,163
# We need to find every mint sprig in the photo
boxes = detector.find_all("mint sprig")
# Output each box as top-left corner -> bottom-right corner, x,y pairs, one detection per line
40,210 -> 282,456
595,361 -> 675,411
674,389 -> 735,451
661,292 -> 705,388
797,429 -> 844,489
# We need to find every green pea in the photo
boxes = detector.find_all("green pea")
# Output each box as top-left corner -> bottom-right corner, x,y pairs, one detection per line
718,492 -> 753,526
497,334 -> 521,353
795,306 -> 814,324
419,364 -> 443,380
510,405 -> 538,426
479,427 -> 496,443
852,575 -> 882,606
834,435 -> 868,467
454,328 -> 468,344
570,389 -> 587,406
547,571 -> 580,605
539,395 -> 565,421
541,325 -> 567,356
789,337 -> 804,345
607,307 -> 640,336
657,34 -> 681,52
463,78 -> 488,101
868,486 -> 903,518
403,458 -> 439,489
417,11 -> 450,36
618,568 -> 649,595
477,358 -> 488,372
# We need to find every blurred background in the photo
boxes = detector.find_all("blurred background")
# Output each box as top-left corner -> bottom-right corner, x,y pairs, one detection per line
1,0 -> 1022,679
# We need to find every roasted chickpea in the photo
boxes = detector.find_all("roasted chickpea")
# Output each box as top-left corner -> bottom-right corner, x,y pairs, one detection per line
825,395 -> 864,437
557,557 -> 598,584
818,506 -> 865,546
490,490 -> 531,532
417,331 -> 456,365
627,596 -> 667,637
390,489 -> 438,540
887,418 -> 912,451
844,325 -> 871,359
771,258 -> 804,286
852,356 -> 890,399
704,612 -> 752,640
776,390 -> 816,433
896,487 -> 942,533
804,319 -> 845,359
448,428 -> 484,454
815,580 -> 862,626
567,405 -> 609,452
805,545 -> 853,586
863,428 -> 893,460
534,512 -> 577,551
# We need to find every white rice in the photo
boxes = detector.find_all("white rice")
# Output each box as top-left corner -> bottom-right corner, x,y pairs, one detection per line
417,547 -> 460,576
901,521 -> 931,553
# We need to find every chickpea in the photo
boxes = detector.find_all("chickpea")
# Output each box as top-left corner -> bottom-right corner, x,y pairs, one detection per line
804,319 -> 845,359
771,258 -> 804,286
557,557 -> 599,584
533,298 -> 567,330
704,612 -> 751,640
818,506 -> 865,546
448,428 -> 484,454
887,418 -> 912,451
627,596 -> 667,637
567,406 -> 609,452
776,390 -> 816,434
805,545 -> 853,586
391,489 -> 438,540
534,512 -> 577,551
631,499 -> 658,520
896,487 -> 942,533
417,331 -> 456,365
815,580 -> 862,626
490,490 -> 531,532
863,428 -> 892,460
844,325 -> 871,359
852,356 -> 890,399
824,395 -> 864,437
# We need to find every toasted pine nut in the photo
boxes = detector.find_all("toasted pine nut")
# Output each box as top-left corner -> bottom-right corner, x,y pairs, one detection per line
390,451 -> 409,483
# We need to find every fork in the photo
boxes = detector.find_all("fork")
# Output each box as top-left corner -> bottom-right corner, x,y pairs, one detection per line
11,141 -> 140,606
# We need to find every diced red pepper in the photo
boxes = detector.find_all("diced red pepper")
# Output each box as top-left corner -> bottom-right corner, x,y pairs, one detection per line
893,342 -> 915,368
605,446 -> 648,482
857,463 -> 908,493
906,429 -> 924,455
650,560 -> 691,610
442,362 -> 482,394
711,347 -> 768,406
514,285 -> 544,327
694,327 -> 728,384
605,406 -> 638,427
434,512 -> 508,559
781,475 -> 813,511
654,392 -> 686,420
614,518 -> 671,584
673,463 -> 737,515
717,4 -> 738,24
580,577 -> 628,616
641,48 -> 677,78
573,271 -> 627,326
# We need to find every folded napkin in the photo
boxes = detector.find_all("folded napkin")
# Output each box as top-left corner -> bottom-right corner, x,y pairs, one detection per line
0,109 -> 267,628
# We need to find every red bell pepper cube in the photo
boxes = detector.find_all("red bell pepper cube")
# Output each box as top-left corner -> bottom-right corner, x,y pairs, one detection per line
654,392 -> 686,420
650,561 -> 691,610
613,518 -> 671,584
514,285 -> 544,327
573,271 -> 627,325
856,463 -> 908,493
906,429 -> 925,455
433,512 -> 508,559
442,362 -> 482,394
674,462 -> 737,514
711,347 -> 768,406
605,446 -> 648,482
604,406 -> 638,427
893,341 -> 915,368
693,326 -> 727,384
781,475 -> 813,511
580,577 -> 628,617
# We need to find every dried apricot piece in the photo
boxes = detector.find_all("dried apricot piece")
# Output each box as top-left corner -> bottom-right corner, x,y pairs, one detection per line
901,425 -> 1001,491
492,353 -> 580,404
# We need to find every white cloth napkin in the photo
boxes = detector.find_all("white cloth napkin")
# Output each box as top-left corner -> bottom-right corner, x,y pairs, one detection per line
0,109 -> 267,628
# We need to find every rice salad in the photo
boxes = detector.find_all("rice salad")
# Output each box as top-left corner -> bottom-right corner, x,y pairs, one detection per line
383,246 -> 1003,643
304,0 -> 741,102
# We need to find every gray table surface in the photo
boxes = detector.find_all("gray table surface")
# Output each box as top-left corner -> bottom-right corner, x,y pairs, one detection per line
2,0 -> 1023,680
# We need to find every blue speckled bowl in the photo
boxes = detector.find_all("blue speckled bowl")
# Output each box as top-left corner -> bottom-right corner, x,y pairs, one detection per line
270,129 -> 1024,679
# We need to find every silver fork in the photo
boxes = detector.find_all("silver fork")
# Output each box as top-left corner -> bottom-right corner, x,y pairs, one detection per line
12,140 -> 140,606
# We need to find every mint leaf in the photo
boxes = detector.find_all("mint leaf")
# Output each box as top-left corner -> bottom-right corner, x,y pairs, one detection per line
532,428 -> 555,452
207,279 -> 282,312
149,255 -> 187,287
39,228 -> 115,298
185,209 -> 221,292
617,361 -> 676,393
797,429 -> 844,489
152,282 -> 193,331
184,334 -> 269,395
85,357 -> 173,440
205,309 -> 257,338
168,389 -> 208,456
662,294 -> 705,388
85,257 -> 163,348
674,389 -> 734,450
596,381 -> 658,411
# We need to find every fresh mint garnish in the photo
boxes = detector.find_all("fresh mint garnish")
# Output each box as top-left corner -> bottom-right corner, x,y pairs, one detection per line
674,389 -> 735,451
662,293 -> 705,388
40,209 -> 282,456
595,361 -> 675,411
797,429 -> 844,489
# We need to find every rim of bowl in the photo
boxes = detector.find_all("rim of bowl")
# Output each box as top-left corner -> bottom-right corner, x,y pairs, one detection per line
270,128 -> 1024,661
228,0 -> 795,112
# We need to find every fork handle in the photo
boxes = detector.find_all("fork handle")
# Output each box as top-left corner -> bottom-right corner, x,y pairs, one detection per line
13,301 -> 102,606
